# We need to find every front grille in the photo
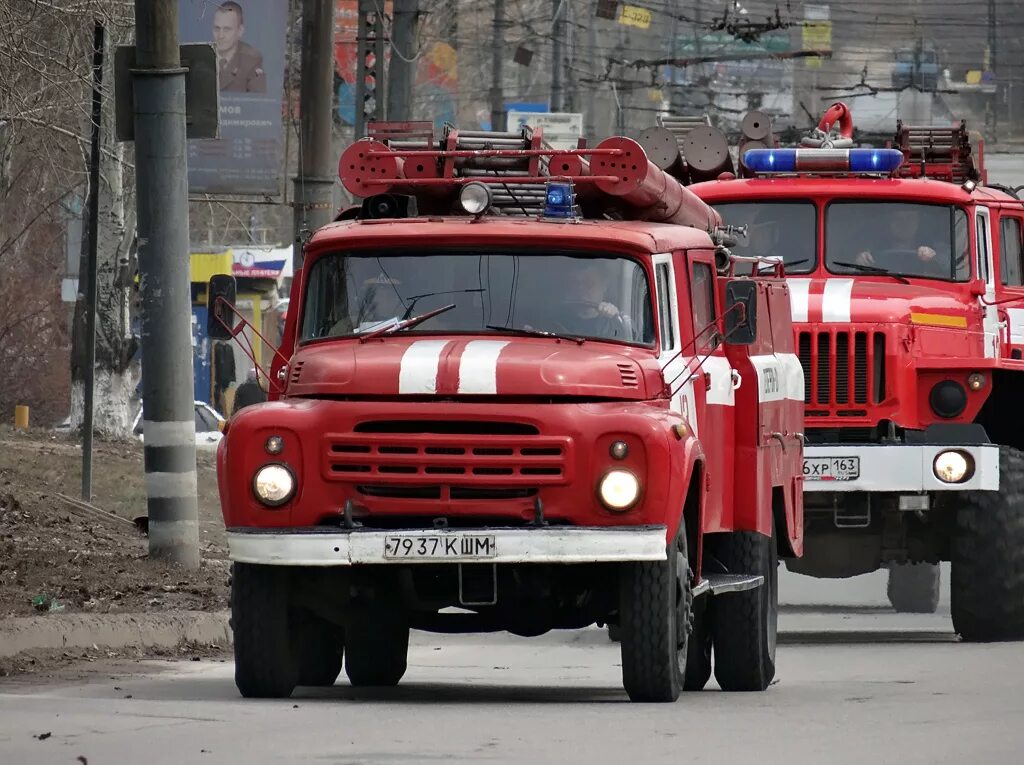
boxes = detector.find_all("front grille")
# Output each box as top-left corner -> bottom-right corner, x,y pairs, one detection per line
797,329 -> 886,410
357,485 -> 537,501
354,420 -> 539,436
325,432 -> 571,486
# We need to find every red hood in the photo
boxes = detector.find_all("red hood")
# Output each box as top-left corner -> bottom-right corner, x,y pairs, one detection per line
285,336 -> 656,400
789,277 -> 976,326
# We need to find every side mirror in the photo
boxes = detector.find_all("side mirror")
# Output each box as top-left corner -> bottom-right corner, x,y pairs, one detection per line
207,274 -> 238,340
723,279 -> 758,345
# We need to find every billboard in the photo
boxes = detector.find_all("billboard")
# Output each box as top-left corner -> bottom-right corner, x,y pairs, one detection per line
180,0 -> 288,195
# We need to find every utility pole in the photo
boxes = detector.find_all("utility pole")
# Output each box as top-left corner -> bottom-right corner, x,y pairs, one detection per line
355,0 -> 386,140
132,0 -> 199,568
551,0 -> 565,111
388,0 -> 419,121
988,0 -> 998,135
489,0 -> 506,131
293,0 -> 336,270
81,22 -> 104,501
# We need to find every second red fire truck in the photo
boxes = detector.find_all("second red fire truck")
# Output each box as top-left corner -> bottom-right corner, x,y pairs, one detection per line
692,104 -> 1024,639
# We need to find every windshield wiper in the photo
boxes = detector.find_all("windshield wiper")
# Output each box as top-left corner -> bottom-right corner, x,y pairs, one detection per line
401,289 -> 485,320
359,303 -> 456,341
756,257 -> 809,273
832,261 -> 911,284
485,324 -> 585,345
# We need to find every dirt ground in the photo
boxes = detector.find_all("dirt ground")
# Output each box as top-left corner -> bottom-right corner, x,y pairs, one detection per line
0,426 -> 230,619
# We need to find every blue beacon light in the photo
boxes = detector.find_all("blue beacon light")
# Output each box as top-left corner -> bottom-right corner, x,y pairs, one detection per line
544,180 -> 578,219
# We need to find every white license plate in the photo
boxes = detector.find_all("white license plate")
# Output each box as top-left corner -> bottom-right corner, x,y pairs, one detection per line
803,456 -> 860,481
382,534 -> 496,560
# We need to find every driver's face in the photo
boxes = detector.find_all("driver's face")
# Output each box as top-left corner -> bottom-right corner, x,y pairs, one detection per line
567,268 -> 605,304
889,209 -> 919,240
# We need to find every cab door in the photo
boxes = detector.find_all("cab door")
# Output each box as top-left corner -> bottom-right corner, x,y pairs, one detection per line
676,249 -> 736,532
994,212 -> 1024,359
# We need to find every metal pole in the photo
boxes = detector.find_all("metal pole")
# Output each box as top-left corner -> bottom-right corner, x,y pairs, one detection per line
989,0 -> 998,135
293,0 -> 336,271
551,0 -> 564,112
133,0 -> 200,568
81,22 -> 104,501
489,0 -> 506,131
387,0 -> 419,121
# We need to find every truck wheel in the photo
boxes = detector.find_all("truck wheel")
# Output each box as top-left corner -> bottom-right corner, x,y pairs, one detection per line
952,446 -> 1024,641
619,526 -> 691,703
607,623 -> 621,642
683,597 -> 713,691
231,563 -> 298,698
712,524 -> 778,692
296,614 -> 345,687
344,604 -> 410,687
887,563 -> 940,614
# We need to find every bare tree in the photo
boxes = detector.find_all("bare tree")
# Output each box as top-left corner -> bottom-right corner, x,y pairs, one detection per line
0,0 -> 137,433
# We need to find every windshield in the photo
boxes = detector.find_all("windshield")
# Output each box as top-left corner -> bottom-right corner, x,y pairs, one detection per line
825,202 -> 970,281
714,201 -> 817,274
300,250 -> 655,346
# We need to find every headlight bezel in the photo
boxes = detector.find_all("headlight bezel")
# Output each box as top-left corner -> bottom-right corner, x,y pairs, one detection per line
252,463 -> 297,507
597,469 -> 641,512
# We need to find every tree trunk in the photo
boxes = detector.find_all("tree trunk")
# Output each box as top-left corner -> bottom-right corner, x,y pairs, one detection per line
69,28 -> 139,438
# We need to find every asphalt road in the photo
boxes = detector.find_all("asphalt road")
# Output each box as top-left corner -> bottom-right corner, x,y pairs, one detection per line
2,566 -> 1023,765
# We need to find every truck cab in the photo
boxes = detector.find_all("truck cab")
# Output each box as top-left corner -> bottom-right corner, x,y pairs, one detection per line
211,125 -> 803,702
691,110 -> 1024,640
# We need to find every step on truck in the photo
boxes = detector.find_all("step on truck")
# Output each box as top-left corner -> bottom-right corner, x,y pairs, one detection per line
208,122 -> 804,701
688,103 -> 1024,636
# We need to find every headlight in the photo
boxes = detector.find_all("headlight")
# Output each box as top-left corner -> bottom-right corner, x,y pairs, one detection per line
253,464 -> 296,506
598,469 -> 640,511
933,450 -> 973,484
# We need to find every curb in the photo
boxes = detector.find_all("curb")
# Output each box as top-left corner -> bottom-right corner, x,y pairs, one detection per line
0,611 -> 232,658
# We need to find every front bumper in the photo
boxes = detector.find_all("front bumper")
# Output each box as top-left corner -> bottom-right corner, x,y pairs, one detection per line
803,444 -> 999,493
227,525 -> 668,566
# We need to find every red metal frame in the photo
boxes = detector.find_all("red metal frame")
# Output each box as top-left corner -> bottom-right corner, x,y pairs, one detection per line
212,296 -> 291,396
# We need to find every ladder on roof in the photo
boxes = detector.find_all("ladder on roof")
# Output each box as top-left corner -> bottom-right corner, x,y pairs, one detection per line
892,120 -> 984,184
364,120 -> 555,216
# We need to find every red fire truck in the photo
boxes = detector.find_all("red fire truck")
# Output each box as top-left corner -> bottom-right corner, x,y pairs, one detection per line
691,104 -> 1024,639
208,124 -> 805,702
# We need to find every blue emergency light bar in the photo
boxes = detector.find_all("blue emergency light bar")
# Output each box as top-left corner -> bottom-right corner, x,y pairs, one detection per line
742,148 -> 904,175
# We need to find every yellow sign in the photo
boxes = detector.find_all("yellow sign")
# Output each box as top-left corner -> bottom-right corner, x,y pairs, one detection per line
802,20 -> 832,68
619,4 -> 652,29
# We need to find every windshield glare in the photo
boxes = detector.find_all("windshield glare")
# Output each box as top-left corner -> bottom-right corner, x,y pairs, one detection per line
714,201 -> 817,274
826,202 -> 970,281
301,251 -> 655,346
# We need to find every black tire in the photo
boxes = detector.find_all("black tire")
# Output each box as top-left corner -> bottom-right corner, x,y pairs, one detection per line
683,596 -> 713,691
344,604 -> 410,687
607,623 -> 621,642
887,562 -> 940,614
296,614 -> 345,687
712,523 -> 778,692
231,563 -> 298,699
619,526 -> 691,703
952,445 -> 1024,641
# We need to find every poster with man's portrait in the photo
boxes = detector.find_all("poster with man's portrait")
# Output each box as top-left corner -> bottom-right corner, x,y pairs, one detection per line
180,0 -> 288,195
